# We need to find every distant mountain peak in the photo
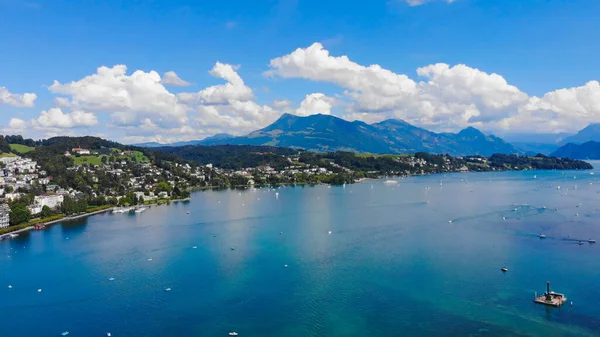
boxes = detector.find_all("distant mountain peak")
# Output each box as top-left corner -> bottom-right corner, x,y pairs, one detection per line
457,126 -> 485,138
194,113 -> 517,156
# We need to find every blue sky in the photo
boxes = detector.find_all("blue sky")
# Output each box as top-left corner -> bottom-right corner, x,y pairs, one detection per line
1,0 -> 600,143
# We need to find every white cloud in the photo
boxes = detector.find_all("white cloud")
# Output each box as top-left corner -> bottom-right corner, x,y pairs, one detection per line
48,65 -> 188,128
296,93 -> 334,116
8,118 -> 27,131
402,0 -> 456,6
162,71 -> 192,86
31,107 -> 98,129
273,99 -> 292,108
178,62 -> 253,105
0,86 -> 37,107
266,42 -> 600,133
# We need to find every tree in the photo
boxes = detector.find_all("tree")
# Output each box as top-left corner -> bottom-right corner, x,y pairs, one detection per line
40,205 -> 54,218
9,202 -> 31,226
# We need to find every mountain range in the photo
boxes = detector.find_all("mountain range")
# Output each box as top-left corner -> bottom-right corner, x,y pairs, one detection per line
138,114 -> 518,157
133,114 -> 600,158
215,113 -> 520,156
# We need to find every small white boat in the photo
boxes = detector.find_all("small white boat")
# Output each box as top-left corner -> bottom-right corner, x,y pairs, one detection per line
588,239 -> 596,244
186,211 -> 190,214
385,180 -> 398,185
8,285 -> 12,289
192,246 -> 198,249
109,277 -> 115,281
501,267 -> 508,272
539,234 -> 546,239
328,231 -> 332,234
229,332 -> 239,336
37,288 -> 42,293
165,287 -> 172,292
148,258 -> 153,261
448,220 -> 453,223
61,332 -> 70,336
135,207 -> 147,213
107,333 -> 112,337
284,264 -> 288,268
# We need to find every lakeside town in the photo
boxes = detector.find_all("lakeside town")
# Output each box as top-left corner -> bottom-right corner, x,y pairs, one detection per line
0,136 -> 593,236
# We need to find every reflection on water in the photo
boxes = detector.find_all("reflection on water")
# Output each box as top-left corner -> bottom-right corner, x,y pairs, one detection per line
2,166 -> 600,336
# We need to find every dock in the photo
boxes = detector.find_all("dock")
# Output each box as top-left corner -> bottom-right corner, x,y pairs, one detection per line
534,281 -> 567,307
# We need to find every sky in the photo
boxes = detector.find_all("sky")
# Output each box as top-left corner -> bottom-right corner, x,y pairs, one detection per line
1,0 -> 600,144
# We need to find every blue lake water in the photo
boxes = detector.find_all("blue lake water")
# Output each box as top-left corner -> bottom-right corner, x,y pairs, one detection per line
2,166 -> 600,336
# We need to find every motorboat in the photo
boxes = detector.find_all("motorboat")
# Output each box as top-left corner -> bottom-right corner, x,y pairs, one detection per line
61,332 -> 70,336
229,333 -> 239,336
588,239 -> 596,244
539,234 -> 546,239
501,267 -> 508,272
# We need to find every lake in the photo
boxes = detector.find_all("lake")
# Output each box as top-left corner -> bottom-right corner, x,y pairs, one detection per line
2,166 -> 600,336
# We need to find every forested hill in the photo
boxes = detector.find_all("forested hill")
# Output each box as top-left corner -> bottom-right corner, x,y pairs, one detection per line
154,145 -> 299,170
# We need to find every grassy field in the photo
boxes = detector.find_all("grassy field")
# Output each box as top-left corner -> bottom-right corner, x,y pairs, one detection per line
73,155 -> 103,165
9,144 -> 35,153
0,152 -> 18,158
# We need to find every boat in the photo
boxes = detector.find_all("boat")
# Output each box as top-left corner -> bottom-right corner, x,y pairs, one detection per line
230,247 -> 235,251
37,289 -> 42,292
501,267 -> 508,272
8,285 -> 12,289
589,239 -> 596,244
135,207 -> 147,213
539,234 -> 546,239
385,180 -> 398,185
61,332 -> 70,336
229,333 -> 238,336
186,211 -> 190,214
107,333 -> 112,337
328,231 -> 332,234
164,288 -> 172,292
109,277 -> 115,281
577,241 -> 584,245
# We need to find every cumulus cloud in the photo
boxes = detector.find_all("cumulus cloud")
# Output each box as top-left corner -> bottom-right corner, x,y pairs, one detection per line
8,118 -> 27,130
266,42 -> 600,133
296,93 -> 335,116
162,71 -> 192,86
402,0 -> 456,6
178,62 -> 253,105
48,65 -> 188,128
31,107 -> 98,129
0,86 -> 37,107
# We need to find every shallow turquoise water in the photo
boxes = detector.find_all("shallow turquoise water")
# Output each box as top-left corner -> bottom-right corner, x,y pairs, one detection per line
2,167 -> 600,336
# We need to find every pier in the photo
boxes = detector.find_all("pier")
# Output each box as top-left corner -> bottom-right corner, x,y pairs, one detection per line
534,281 -> 567,307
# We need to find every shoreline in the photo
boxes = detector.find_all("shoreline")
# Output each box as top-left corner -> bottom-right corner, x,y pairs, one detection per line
0,167 -> 593,238
0,198 -> 194,237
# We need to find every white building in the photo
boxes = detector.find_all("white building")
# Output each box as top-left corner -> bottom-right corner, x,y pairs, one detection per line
72,148 -> 91,155
0,156 -> 20,165
28,204 -> 43,215
34,194 -> 64,210
4,193 -> 22,201
0,204 -> 10,228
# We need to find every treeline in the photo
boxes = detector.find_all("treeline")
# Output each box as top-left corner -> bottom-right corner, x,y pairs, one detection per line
156,145 -> 299,170
488,154 -> 593,170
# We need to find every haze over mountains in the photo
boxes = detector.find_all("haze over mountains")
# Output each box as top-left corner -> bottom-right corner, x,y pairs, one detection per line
134,114 -> 600,159
138,113 -> 518,156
